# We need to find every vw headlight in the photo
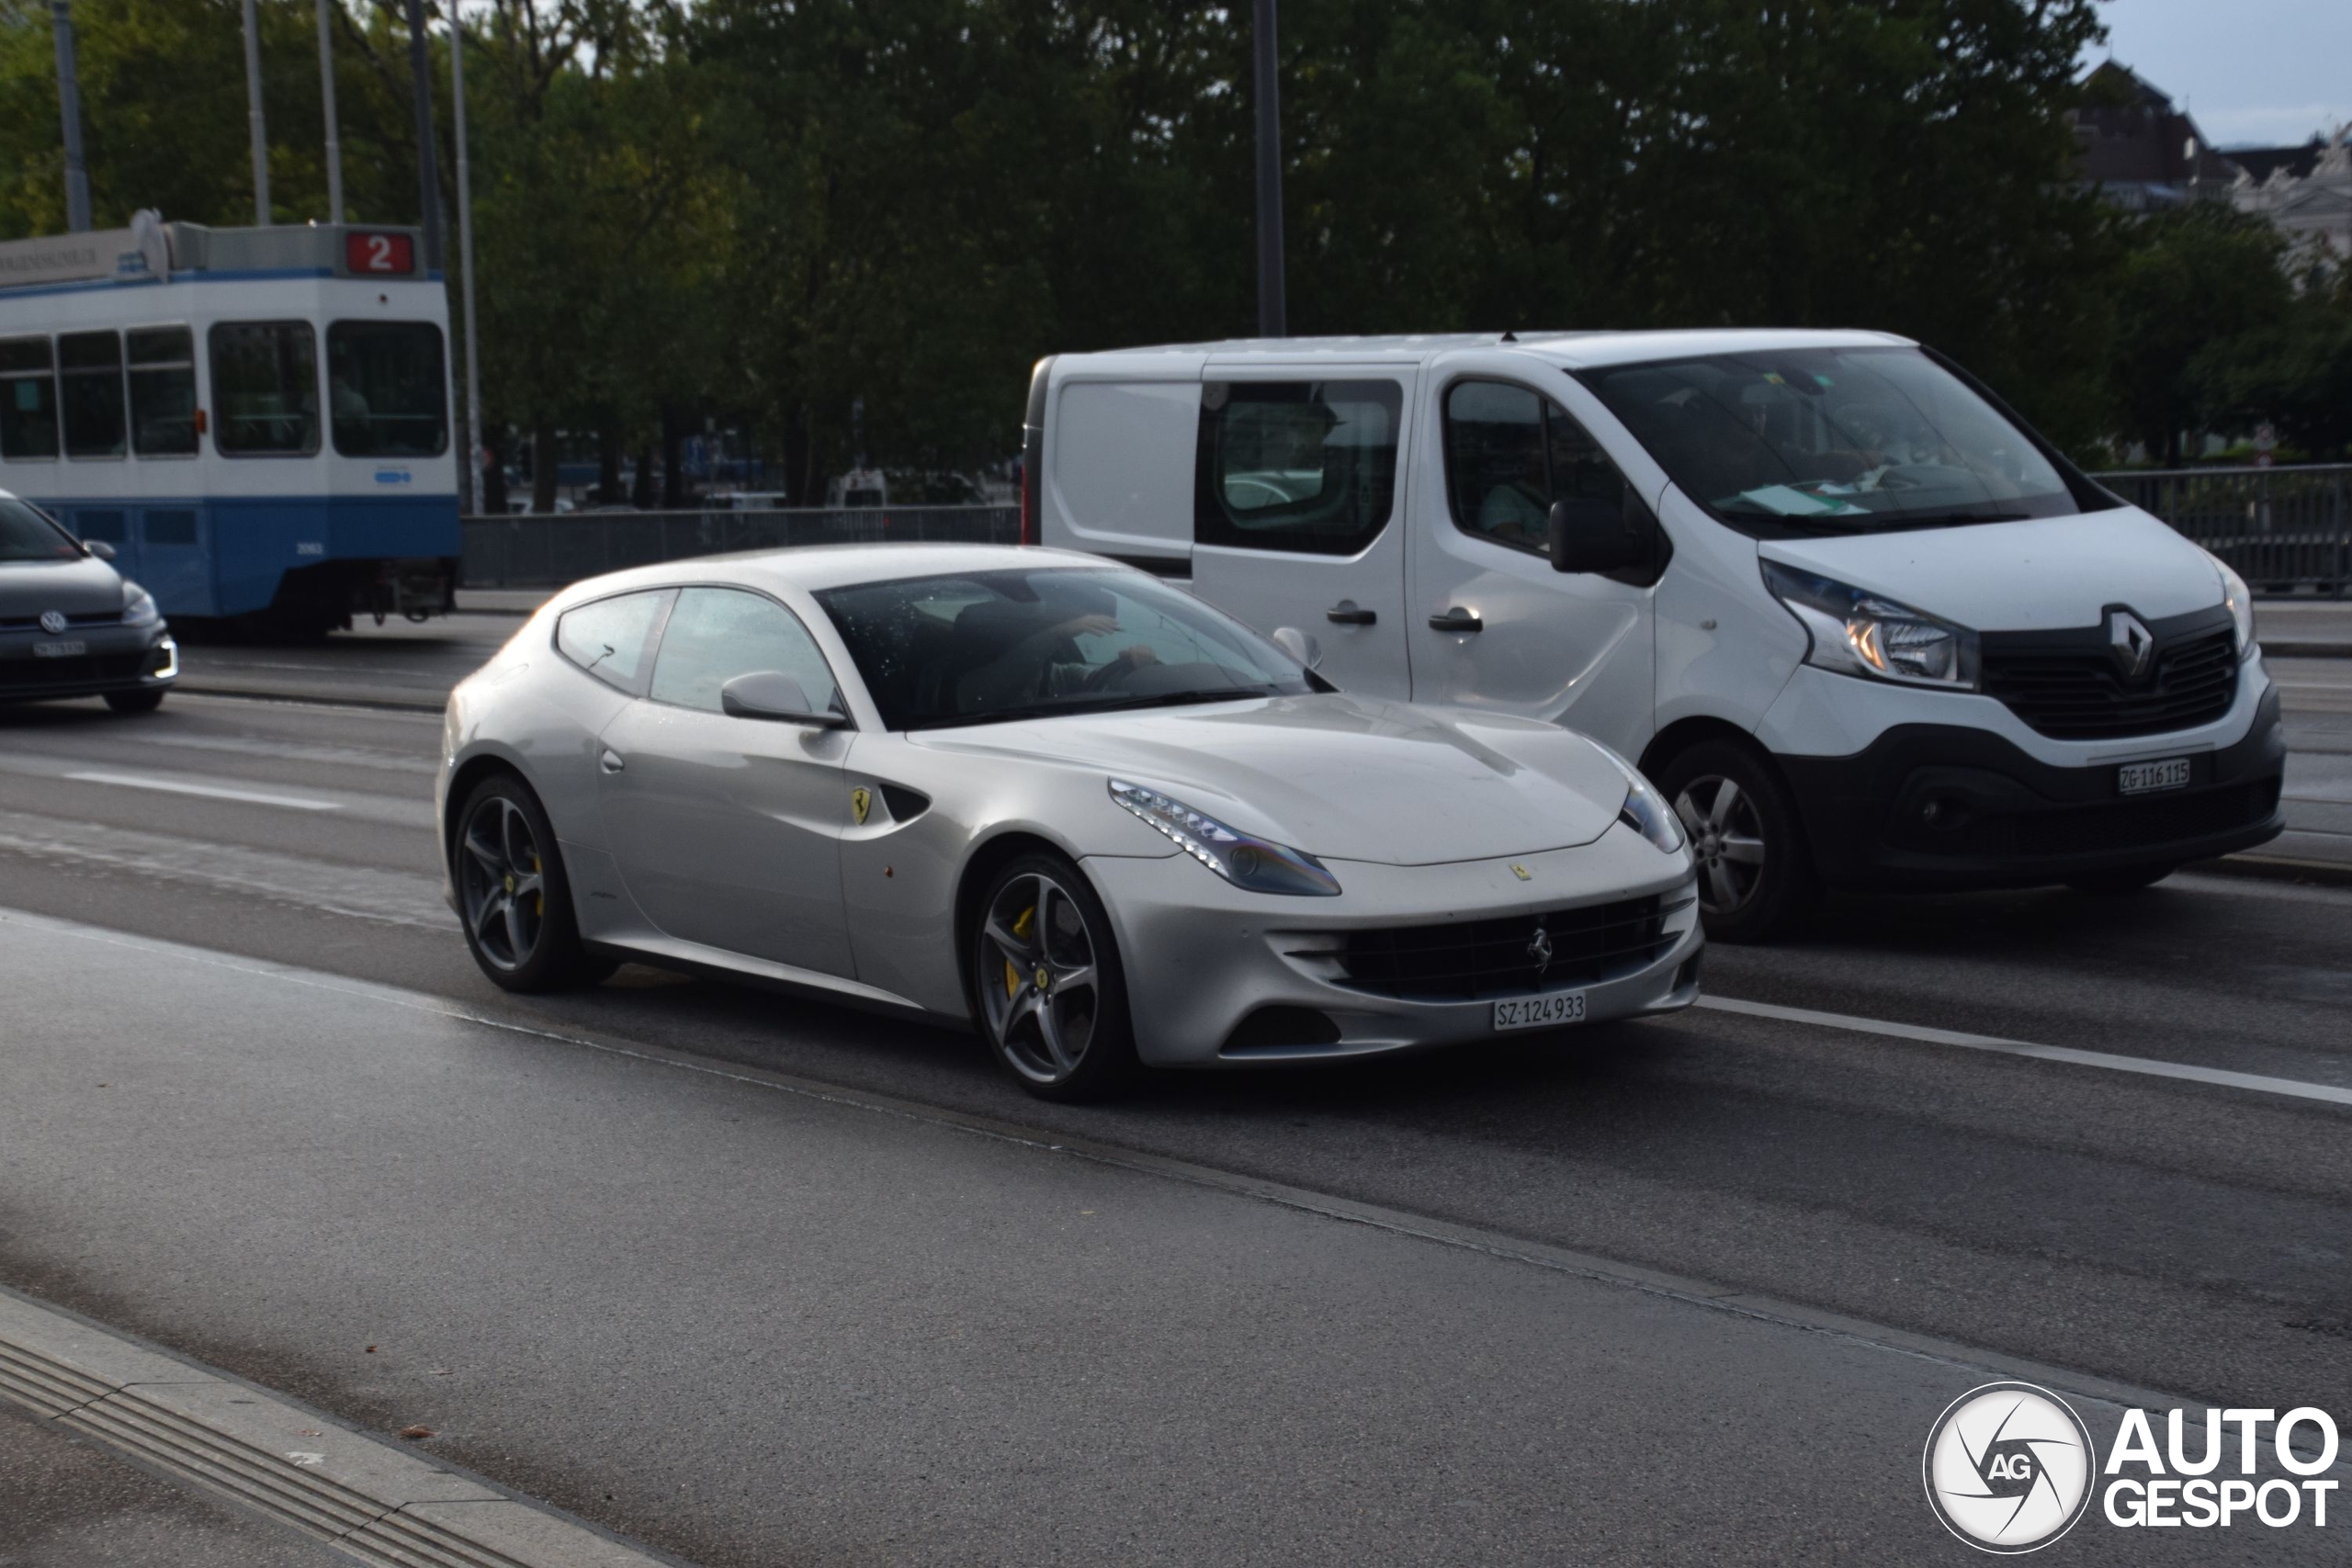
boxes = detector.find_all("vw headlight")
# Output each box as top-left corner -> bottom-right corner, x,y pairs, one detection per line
1763,562 -> 1977,689
2210,553 -> 2256,659
122,581 -> 160,628
1108,778 -> 1341,896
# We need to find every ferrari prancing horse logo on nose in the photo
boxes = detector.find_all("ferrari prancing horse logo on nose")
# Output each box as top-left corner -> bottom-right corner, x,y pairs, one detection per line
850,787 -> 872,826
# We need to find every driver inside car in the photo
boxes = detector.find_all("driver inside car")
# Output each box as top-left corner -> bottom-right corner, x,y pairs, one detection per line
949,582 -> 1159,713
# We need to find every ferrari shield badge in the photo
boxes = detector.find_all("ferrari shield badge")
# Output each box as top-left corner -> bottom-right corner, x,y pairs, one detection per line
850,787 -> 872,826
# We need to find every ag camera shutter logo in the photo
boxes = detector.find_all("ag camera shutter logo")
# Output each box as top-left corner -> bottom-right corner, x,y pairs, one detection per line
1923,1382 -> 2096,1553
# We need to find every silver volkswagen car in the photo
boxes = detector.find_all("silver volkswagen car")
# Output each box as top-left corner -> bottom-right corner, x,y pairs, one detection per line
439,546 -> 1702,1098
0,492 -> 177,713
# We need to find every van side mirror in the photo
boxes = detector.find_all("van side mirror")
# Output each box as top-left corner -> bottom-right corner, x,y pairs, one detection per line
719,671 -> 848,727
1548,488 -> 1657,576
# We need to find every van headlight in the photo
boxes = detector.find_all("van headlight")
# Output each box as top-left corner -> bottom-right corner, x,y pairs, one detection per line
2210,554 -> 2256,659
1108,778 -> 1341,896
1763,562 -> 1977,690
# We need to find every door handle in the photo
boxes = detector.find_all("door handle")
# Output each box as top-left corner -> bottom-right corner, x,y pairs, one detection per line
1325,601 -> 1377,626
1427,606 -> 1483,634
599,748 -> 626,774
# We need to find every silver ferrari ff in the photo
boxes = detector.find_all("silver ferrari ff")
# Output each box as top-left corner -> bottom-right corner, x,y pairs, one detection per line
438,546 -> 1702,1099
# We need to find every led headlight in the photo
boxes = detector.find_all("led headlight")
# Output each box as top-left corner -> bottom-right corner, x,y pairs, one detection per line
1108,778 -> 1340,896
1618,770 -> 1684,853
121,581 -> 161,628
1763,561 -> 1977,689
2210,553 -> 2256,659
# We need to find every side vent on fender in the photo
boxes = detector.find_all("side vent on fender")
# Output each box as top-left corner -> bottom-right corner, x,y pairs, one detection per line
878,784 -> 932,823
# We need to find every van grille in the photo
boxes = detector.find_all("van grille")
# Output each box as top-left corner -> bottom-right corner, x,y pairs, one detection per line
1981,620 -> 2237,740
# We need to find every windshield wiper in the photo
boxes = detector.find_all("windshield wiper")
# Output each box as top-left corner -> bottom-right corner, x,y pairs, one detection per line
906,686 -> 1290,731
1883,510 -> 2033,528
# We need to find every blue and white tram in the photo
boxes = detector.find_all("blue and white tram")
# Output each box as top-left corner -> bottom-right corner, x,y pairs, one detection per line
0,221 -> 459,631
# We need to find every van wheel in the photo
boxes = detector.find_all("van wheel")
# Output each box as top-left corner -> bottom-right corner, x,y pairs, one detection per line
1657,740 -> 1815,944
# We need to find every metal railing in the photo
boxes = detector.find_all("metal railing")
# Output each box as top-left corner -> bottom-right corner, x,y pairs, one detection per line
2090,465 -> 2351,597
460,504 -> 1020,588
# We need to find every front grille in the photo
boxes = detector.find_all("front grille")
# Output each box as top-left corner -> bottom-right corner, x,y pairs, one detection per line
0,651 -> 150,690
0,608 -> 122,630
1982,627 -> 2237,740
1316,893 -> 1687,1002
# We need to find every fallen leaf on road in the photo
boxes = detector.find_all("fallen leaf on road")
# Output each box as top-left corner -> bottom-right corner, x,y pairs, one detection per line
364,1345 -> 377,1353
399,1426 -> 434,1440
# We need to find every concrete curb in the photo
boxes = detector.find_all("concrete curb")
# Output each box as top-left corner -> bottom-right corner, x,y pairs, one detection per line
0,1287 -> 684,1568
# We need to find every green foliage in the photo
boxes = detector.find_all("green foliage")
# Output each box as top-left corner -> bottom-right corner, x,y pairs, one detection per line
1,0 -> 2335,483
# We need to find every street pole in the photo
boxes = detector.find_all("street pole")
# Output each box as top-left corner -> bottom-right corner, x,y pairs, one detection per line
1251,0 -> 1285,338
242,0 -> 270,224
403,0 -> 444,271
48,2 -> 91,232
317,0 -> 344,224
449,3 -> 483,517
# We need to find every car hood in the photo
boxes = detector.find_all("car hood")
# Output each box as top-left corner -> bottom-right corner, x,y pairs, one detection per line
914,691 -> 1630,865
0,554 -> 125,618
1758,507 -> 2224,631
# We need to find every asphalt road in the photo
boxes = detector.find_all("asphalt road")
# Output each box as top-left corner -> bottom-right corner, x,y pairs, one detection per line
3,639 -> 2349,1562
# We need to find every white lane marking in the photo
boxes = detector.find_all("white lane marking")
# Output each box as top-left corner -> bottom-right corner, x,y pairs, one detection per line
1697,996 -> 2352,1108
65,772 -> 343,811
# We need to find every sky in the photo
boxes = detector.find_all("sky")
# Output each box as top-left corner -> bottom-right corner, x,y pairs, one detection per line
2090,0 -> 2352,149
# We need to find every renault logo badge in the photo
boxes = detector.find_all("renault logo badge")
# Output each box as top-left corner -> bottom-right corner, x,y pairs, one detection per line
1526,919 -> 1553,976
850,787 -> 872,826
2107,610 -> 2154,681
39,610 -> 67,635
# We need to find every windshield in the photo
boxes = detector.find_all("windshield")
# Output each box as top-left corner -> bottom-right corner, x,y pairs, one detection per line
816,567 -> 1313,731
0,497 -> 82,561
1578,347 -> 2076,536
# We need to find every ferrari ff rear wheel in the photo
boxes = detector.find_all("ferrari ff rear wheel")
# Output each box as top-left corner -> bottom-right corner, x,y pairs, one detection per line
972,853 -> 1137,1100
455,774 -> 609,992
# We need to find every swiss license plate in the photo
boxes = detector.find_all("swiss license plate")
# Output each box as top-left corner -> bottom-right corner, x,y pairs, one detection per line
1494,990 -> 1589,1032
31,639 -> 85,659
2118,757 -> 2191,795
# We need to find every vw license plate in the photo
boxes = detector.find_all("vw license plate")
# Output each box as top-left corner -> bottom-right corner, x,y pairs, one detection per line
1494,990 -> 1588,1032
32,639 -> 85,658
2118,757 -> 2191,795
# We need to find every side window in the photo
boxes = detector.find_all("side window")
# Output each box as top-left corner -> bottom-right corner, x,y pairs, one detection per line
1442,380 -> 1635,555
327,321 -> 448,457
556,590 -> 670,695
128,327 -> 199,456
0,336 -> 58,459
59,331 -> 125,457
651,587 -> 842,716
1194,379 -> 1402,556
209,321 -> 319,456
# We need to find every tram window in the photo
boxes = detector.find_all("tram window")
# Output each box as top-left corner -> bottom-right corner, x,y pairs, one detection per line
128,327 -> 198,457
59,331 -> 127,458
0,336 -> 59,460
327,321 -> 448,457
210,321 -> 320,456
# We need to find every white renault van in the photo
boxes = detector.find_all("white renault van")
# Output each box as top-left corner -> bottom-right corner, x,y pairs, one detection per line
1024,331 -> 2284,940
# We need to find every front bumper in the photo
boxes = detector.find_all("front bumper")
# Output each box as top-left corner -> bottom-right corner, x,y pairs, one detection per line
1085,825 -> 1703,1067
1781,681 -> 2286,890
0,623 -> 177,705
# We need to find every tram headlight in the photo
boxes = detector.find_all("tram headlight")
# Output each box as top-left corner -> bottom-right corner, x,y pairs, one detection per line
121,581 -> 160,628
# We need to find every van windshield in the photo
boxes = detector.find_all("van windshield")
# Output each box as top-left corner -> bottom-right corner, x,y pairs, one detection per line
1577,347 -> 2078,536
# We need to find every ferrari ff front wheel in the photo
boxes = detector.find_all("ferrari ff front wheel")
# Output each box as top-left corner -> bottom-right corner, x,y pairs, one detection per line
972,852 -> 1137,1101
454,773 -> 610,992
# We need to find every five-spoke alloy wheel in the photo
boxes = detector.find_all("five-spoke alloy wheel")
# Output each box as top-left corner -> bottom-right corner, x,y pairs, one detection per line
1657,740 -> 1814,944
973,852 -> 1136,1100
454,773 -> 608,991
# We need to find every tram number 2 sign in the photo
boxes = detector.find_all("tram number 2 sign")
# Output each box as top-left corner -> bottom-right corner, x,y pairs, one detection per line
345,231 -> 417,276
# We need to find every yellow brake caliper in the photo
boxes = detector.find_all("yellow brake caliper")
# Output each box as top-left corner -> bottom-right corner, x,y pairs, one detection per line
1003,905 -> 1035,998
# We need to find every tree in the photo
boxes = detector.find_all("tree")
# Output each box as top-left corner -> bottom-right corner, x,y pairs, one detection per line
2109,203 -> 2294,464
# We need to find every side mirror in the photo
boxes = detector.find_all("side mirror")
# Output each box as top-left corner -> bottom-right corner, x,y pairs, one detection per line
1269,626 -> 1322,671
1548,489 -> 1655,576
719,671 -> 847,727
85,539 -> 117,561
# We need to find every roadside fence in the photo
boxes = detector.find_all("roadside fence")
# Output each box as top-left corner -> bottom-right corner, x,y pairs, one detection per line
460,505 -> 1019,588
2089,465 -> 2351,597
